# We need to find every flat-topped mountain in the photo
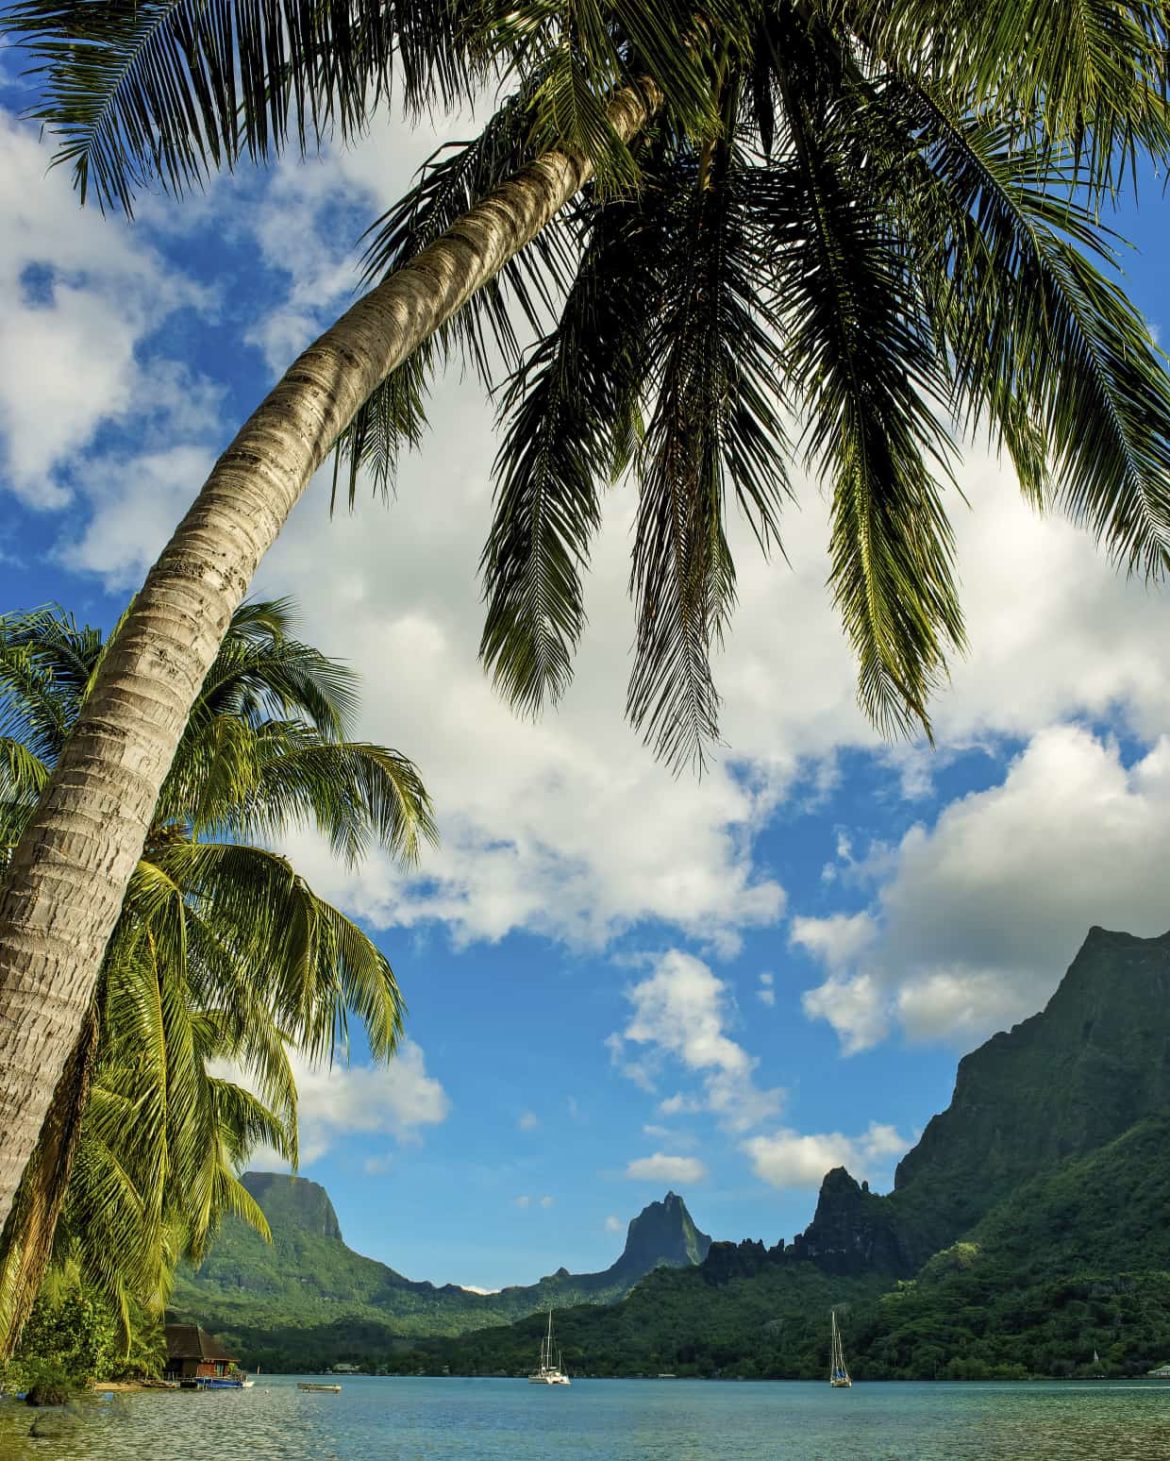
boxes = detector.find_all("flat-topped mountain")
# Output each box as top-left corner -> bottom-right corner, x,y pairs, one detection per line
170,1179 -> 710,1366
242,1172 -> 342,1242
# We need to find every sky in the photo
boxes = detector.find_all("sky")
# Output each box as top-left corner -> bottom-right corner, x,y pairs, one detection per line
2,49 -> 1170,1293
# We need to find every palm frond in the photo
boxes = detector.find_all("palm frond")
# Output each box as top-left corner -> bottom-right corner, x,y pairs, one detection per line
0,606 -> 101,763
194,598 -> 358,736
480,183 -> 663,713
331,348 -> 433,512
627,144 -> 791,769
146,839 -> 404,1065
1,0 -> 489,212
848,0 -> 1170,194
901,87 -> 1170,573
762,47 -> 963,737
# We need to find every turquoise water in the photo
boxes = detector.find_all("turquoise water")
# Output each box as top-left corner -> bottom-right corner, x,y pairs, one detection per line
3,1376 -> 1170,1459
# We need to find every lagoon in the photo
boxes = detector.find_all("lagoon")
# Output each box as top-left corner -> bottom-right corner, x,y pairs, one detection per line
3,1376 -> 1170,1459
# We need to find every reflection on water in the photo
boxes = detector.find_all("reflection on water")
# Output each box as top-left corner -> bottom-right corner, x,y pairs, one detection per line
3,1377 -> 1170,1460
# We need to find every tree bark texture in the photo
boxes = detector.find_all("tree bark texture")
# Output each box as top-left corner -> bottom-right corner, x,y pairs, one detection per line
0,82 -> 658,1232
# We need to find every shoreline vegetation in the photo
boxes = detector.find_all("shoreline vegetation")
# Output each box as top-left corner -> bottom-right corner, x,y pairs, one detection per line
0,601 -> 432,1401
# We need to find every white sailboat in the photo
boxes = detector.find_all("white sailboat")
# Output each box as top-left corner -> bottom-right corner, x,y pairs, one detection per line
829,1311 -> 852,1388
528,1309 -> 571,1385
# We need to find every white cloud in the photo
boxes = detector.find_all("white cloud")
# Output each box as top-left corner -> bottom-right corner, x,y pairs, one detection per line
290,1039 -> 450,1164
460,1284 -> 500,1296
801,973 -> 888,1055
517,1110 -> 539,1132
799,727 -> 1170,1052
513,1195 -> 532,1209
625,1154 -> 708,1185
756,971 -> 776,1007
57,442 -> 219,587
791,912 -> 877,973
604,1215 -> 623,1233
362,1154 -> 393,1176
539,1195 -> 555,1209
742,1121 -> 910,1191
0,109 -> 216,509
609,950 -> 783,1132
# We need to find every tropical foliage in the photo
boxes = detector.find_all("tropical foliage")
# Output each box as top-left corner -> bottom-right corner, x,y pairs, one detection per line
0,600 -> 434,1352
7,3 -> 1170,766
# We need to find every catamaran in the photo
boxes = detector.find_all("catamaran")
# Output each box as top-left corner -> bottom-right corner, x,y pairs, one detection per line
528,1309 -> 571,1385
829,1311 -> 852,1388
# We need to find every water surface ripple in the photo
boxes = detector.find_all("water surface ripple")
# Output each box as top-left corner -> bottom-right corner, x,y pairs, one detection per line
3,1375 -> 1170,1459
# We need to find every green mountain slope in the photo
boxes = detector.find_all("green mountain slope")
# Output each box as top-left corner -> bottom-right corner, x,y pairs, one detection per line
170,1178 -> 710,1367
782,926 -> 1170,1277
858,1109 -> 1170,1379
397,926 -> 1170,1380
884,926 -> 1170,1264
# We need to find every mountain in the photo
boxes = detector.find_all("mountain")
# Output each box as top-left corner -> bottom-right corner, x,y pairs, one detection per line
241,1171 -> 343,1240
406,926 -> 1170,1379
789,925 -> 1170,1276
170,1177 -> 709,1367
884,925 -> 1170,1263
608,1192 -> 711,1278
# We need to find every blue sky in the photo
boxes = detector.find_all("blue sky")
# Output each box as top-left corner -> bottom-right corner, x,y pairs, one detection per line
3,54 -> 1170,1291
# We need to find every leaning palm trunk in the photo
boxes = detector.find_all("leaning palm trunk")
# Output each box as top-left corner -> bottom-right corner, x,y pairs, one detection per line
0,80 -> 659,1233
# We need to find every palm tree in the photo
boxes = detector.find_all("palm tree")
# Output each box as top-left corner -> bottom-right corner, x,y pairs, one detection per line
0,600 -> 435,1350
0,0 -> 1168,1237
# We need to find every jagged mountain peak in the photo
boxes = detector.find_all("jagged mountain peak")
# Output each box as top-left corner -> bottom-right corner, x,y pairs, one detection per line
616,1191 -> 712,1274
794,925 -> 1170,1276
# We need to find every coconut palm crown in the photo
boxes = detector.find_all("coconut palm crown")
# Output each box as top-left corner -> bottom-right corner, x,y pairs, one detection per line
9,1 -> 1170,764
0,599 -> 435,1347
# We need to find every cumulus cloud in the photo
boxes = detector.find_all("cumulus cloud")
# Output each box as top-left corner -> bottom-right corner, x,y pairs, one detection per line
513,1195 -> 532,1209
517,1111 -> 539,1132
609,950 -> 783,1132
625,1154 -> 708,1185
289,1039 -> 450,1164
756,972 -> 776,1007
742,1122 -> 910,1191
539,1195 -> 555,1209
798,727 -> 1170,1052
604,1215 -> 623,1233
0,108 -> 217,510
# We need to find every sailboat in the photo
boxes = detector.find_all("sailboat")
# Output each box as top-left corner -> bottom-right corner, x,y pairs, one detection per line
829,1311 -> 852,1388
528,1309 -> 571,1385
